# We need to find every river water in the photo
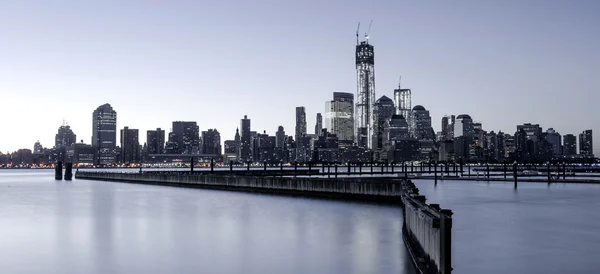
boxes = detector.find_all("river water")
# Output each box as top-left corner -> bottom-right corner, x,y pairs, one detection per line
415,179 -> 600,274
0,170 -> 416,274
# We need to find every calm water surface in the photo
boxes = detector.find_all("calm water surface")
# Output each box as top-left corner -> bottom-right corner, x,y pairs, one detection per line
415,179 -> 600,274
0,170 -> 415,274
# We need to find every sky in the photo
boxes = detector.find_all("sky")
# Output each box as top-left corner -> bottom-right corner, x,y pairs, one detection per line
0,0 -> 599,154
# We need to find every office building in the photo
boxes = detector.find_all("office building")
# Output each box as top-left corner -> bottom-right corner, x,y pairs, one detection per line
295,107 -> 307,143
240,115 -> 252,161
147,128 -> 165,155
315,113 -> 322,135
92,103 -> 117,165
120,126 -> 139,164
202,129 -> 221,156
325,92 -> 354,142
579,130 -> 593,156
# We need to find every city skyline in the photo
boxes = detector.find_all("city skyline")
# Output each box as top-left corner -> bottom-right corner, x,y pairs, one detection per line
1,1 -> 598,153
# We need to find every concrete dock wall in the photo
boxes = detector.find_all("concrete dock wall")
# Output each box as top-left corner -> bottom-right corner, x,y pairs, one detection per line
401,180 -> 453,274
75,171 -> 404,203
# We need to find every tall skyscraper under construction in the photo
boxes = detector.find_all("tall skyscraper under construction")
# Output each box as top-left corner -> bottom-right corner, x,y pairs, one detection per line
355,22 -> 376,149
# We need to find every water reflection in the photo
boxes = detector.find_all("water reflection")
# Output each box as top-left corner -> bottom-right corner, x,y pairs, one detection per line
0,170 -> 416,274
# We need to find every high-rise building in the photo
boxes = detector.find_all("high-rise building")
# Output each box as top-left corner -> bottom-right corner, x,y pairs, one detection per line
202,129 -> 221,156
120,126 -> 139,164
240,115 -> 252,161
441,116 -> 449,140
544,128 -> 562,155
164,132 -> 179,154
355,33 -> 376,149
393,78 -> 412,136
92,103 -> 117,165
146,128 -> 165,155
325,92 -> 354,142
315,113 -> 322,135
55,125 -> 77,148
295,107 -> 307,143
579,130 -> 593,156
172,121 -> 200,154
373,95 -> 395,152
454,114 -> 474,139
388,115 -> 410,141
563,134 -> 577,156
412,105 -> 434,140
276,126 -> 286,148
33,141 -> 43,154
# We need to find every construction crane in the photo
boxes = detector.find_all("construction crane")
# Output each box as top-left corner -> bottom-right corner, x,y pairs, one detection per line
356,22 -> 361,44
365,20 -> 373,42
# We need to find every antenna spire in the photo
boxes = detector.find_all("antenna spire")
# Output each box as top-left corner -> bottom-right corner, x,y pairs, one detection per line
398,75 -> 402,88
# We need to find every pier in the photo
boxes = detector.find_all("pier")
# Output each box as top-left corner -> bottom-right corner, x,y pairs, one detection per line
75,170 -> 453,273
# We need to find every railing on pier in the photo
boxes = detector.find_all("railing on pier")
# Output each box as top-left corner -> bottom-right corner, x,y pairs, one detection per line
401,180 -> 453,274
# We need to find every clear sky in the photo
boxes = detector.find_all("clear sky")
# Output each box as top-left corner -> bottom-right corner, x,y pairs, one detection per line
1,0 -> 598,154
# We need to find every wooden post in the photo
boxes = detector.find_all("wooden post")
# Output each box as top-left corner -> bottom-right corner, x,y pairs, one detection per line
335,164 -> 338,178
211,158 -> 215,173
190,158 -> 194,173
513,162 -> 518,189
434,162 -> 438,185
547,162 -> 551,183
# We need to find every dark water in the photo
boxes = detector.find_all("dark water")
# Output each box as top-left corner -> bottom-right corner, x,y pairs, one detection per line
0,170 -> 416,274
415,179 -> 600,274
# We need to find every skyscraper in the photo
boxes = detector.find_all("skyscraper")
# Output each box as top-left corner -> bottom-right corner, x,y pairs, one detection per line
276,126 -> 286,148
355,32 -> 376,149
393,78 -> 412,136
412,105 -> 434,140
202,129 -> 221,155
295,107 -> 307,142
120,126 -> 139,164
240,115 -> 252,161
172,121 -> 200,154
388,115 -> 410,141
373,95 -> 395,151
579,130 -> 593,156
92,103 -> 117,165
55,125 -> 76,148
563,134 -> 577,156
454,114 -> 474,139
315,113 -> 322,135
441,116 -> 449,140
544,128 -> 562,155
146,128 -> 165,155
325,92 -> 354,142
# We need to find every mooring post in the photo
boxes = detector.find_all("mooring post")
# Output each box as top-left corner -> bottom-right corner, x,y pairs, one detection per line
64,163 -> 73,180
190,158 -> 194,173
486,163 -> 490,179
434,162 -> 438,185
247,161 -> 250,171
391,161 -> 395,174
294,161 -> 298,177
440,209 -> 454,274
309,162 -> 312,177
547,162 -> 551,183
229,161 -> 233,173
460,160 -> 464,175
410,162 -> 414,173
347,162 -> 351,175
503,162 -> 507,179
428,162 -> 432,173
468,162 -> 471,176
327,162 -> 331,178
335,164 -> 338,178
563,163 -> 566,179
55,161 -> 63,180
280,161 -> 283,171
263,161 -> 267,171
359,162 -> 363,176
381,162 -> 384,174
513,162 -> 518,188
